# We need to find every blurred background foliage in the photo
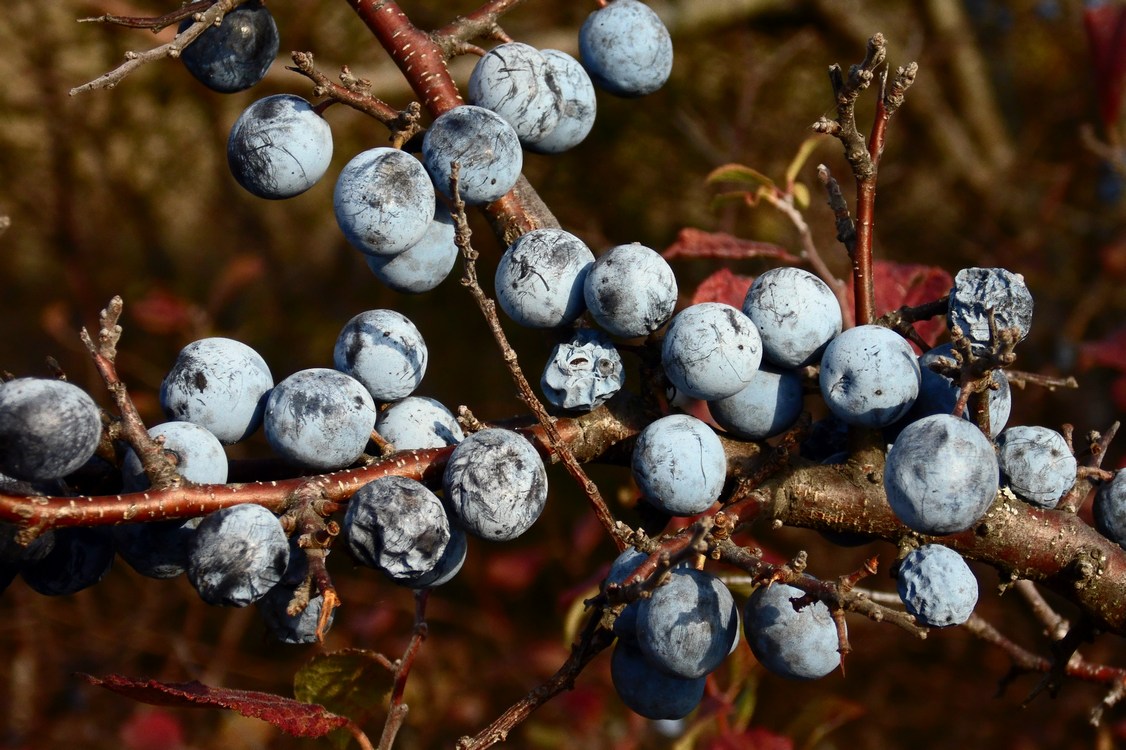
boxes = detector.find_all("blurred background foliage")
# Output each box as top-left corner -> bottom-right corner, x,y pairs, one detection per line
2,0 -> 1126,748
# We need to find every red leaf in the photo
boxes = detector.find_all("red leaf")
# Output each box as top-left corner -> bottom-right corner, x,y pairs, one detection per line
1079,326 -> 1126,373
79,674 -> 352,739
1085,4 -> 1126,128
847,260 -> 953,347
705,727 -> 794,750
120,710 -> 186,750
130,288 -> 203,336
663,228 -> 799,264
691,268 -> 755,308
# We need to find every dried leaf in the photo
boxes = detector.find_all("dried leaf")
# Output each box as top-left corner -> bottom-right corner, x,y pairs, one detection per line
79,674 -> 351,739
663,228 -> 799,264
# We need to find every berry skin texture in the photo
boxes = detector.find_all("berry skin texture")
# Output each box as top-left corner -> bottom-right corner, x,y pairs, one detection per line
178,1 -> 279,93
1092,471 -> 1126,549
661,302 -> 762,401
708,365 -> 804,440
375,396 -> 464,450
631,414 -> 726,516
579,0 -> 674,98
897,544 -> 979,627
345,476 -> 452,585
121,421 -> 229,492
819,324 -> 921,428
584,243 -> 678,338
996,425 -> 1076,508
742,267 -> 843,368
743,583 -> 841,680
884,413 -> 999,535
264,368 -> 377,471
365,200 -> 458,294
187,504 -> 289,607
525,50 -> 597,154
334,147 -> 436,257
333,309 -> 428,403
160,337 -> 274,444
443,428 -> 548,541
468,42 -> 562,145
227,94 -> 333,200
947,267 -> 1034,353
422,105 -> 523,206
409,525 -> 468,588
0,378 -> 102,482
541,328 -> 624,411
495,228 -> 595,328
610,642 -> 706,720
635,568 -> 739,679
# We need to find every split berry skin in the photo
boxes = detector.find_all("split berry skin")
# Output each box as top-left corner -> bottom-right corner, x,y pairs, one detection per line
635,567 -> 739,679
540,328 -> 624,412
227,94 -> 333,200
660,302 -> 762,401
742,267 -> 843,368
995,425 -> 1077,509
818,324 -> 921,428
422,105 -> 523,206
610,642 -> 707,720
495,228 -> 595,329
178,1 -> 279,94
365,201 -> 459,294
947,267 -> 1034,353
884,413 -> 999,535
896,544 -> 979,627
187,503 -> 289,608
443,428 -> 548,541
333,309 -> 428,403
0,378 -> 103,483
160,337 -> 274,445
376,396 -> 464,450
468,42 -> 562,145
743,583 -> 841,680
583,243 -> 678,338
525,50 -> 597,154
631,414 -> 726,517
334,147 -> 436,257
579,0 -> 674,98
344,475 -> 452,586
264,368 -> 377,472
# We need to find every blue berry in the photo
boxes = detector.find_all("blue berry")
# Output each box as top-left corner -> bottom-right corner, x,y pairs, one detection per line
0,378 -> 102,482
584,243 -> 678,338
334,147 -> 436,257
443,428 -> 548,541
20,528 -> 115,596
111,517 -> 201,580
996,425 -> 1076,508
635,568 -> 739,678
468,43 -> 562,145
121,421 -> 228,491
541,328 -> 624,411
1094,471 -> 1126,549
610,642 -> 706,720
742,267 -> 842,368
631,414 -> 726,516
160,337 -> 274,444
496,228 -> 594,328
819,325 -> 920,428
708,365 -> 804,440
525,50 -> 597,154
227,94 -> 333,199
260,583 -> 334,644
376,396 -> 463,450
345,475 -> 451,585
178,1 -> 279,93
897,544 -> 978,627
579,0 -> 673,98
884,414 -> 999,535
264,368 -> 376,471
422,105 -> 523,206
743,583 -> 840,680
947,267 -> 1034,353
605,546 -> 649,642
909,343 -> 1011,437
333,309 -> 428,402
365,200 -> 459,294
661,302 -> 762,401
187,503 -> 289,607
409,524 -> 468,589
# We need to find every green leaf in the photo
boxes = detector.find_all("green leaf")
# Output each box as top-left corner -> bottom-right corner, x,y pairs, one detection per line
294,649 -> 391,750
792,182 -> 811,210
706,163 -> 776,192
784,137 -> 826,188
